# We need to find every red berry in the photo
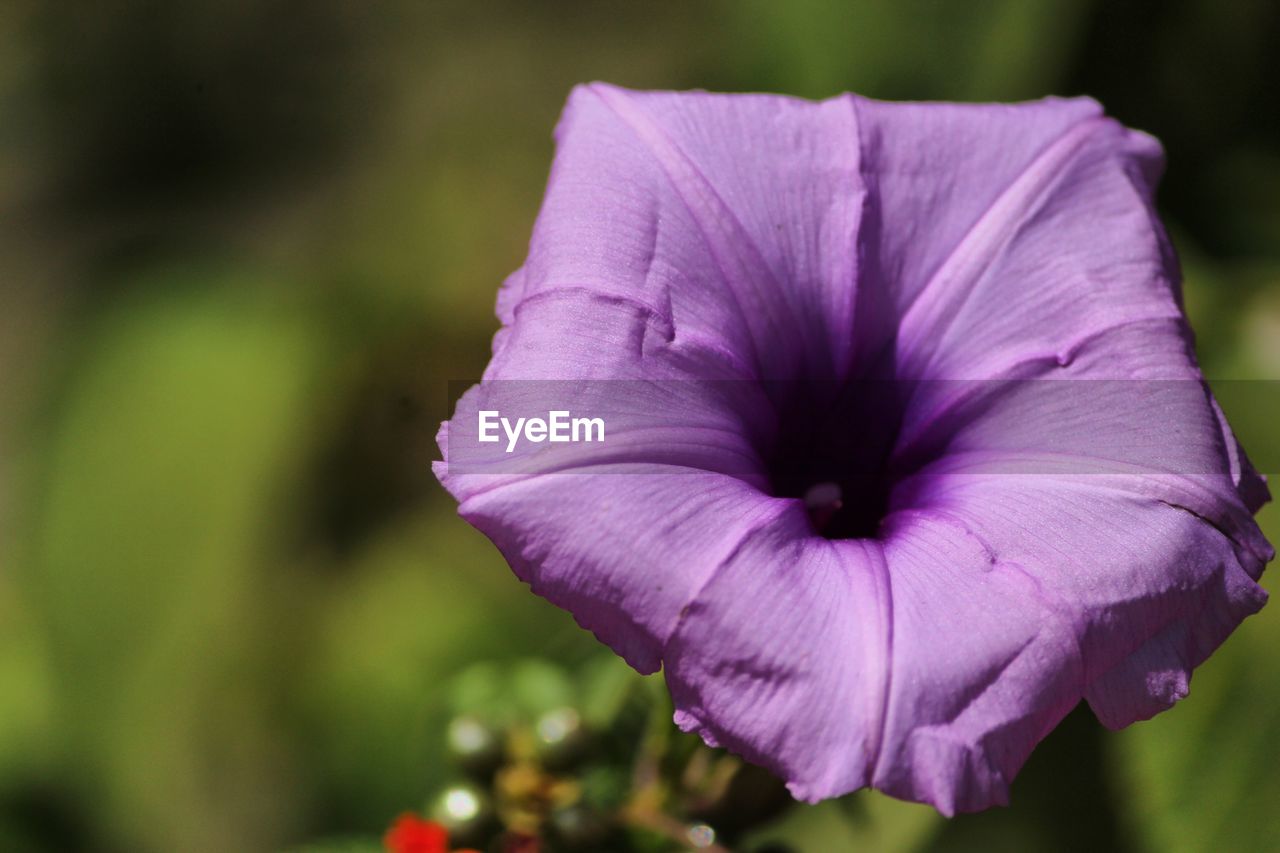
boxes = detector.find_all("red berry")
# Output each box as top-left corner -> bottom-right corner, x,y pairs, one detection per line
383,812 -> 449,853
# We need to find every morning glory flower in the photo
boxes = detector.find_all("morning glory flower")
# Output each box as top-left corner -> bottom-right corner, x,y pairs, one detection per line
434,84 -> 1273,814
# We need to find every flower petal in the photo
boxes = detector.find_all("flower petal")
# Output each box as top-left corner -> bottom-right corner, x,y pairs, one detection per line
438,287 -> 770,494
663,505 -> 893,803
871,511 -> 1084,814
663,457 -> 1269,815
454,470 -> 782,674
662,501 -> 1081,815
502,83 -> 868,380
436,290 -> 780,673
874,466 -> 1267,806
851,96 -> 1108,375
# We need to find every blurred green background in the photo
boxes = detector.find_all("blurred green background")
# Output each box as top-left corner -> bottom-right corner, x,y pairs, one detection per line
2,1 -> 1279,851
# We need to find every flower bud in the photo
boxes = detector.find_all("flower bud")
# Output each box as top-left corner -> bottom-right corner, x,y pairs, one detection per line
428,782 -> 497,848
533,707 -> 590,772
446,715 -> 506,779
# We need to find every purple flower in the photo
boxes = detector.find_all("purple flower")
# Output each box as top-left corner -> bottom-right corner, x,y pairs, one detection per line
434,84 -> 1273,814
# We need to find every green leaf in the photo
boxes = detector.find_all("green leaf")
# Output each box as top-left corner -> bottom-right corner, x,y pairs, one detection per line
23,273 -> 322,851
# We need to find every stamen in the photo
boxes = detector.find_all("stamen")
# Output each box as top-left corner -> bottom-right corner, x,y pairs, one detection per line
804,481 -> 843,533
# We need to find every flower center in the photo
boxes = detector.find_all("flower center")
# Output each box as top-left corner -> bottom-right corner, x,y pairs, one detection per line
761,380 -> 902,540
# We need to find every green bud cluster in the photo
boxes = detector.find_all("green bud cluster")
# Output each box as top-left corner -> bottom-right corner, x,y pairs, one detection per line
417,656 -> 798,852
